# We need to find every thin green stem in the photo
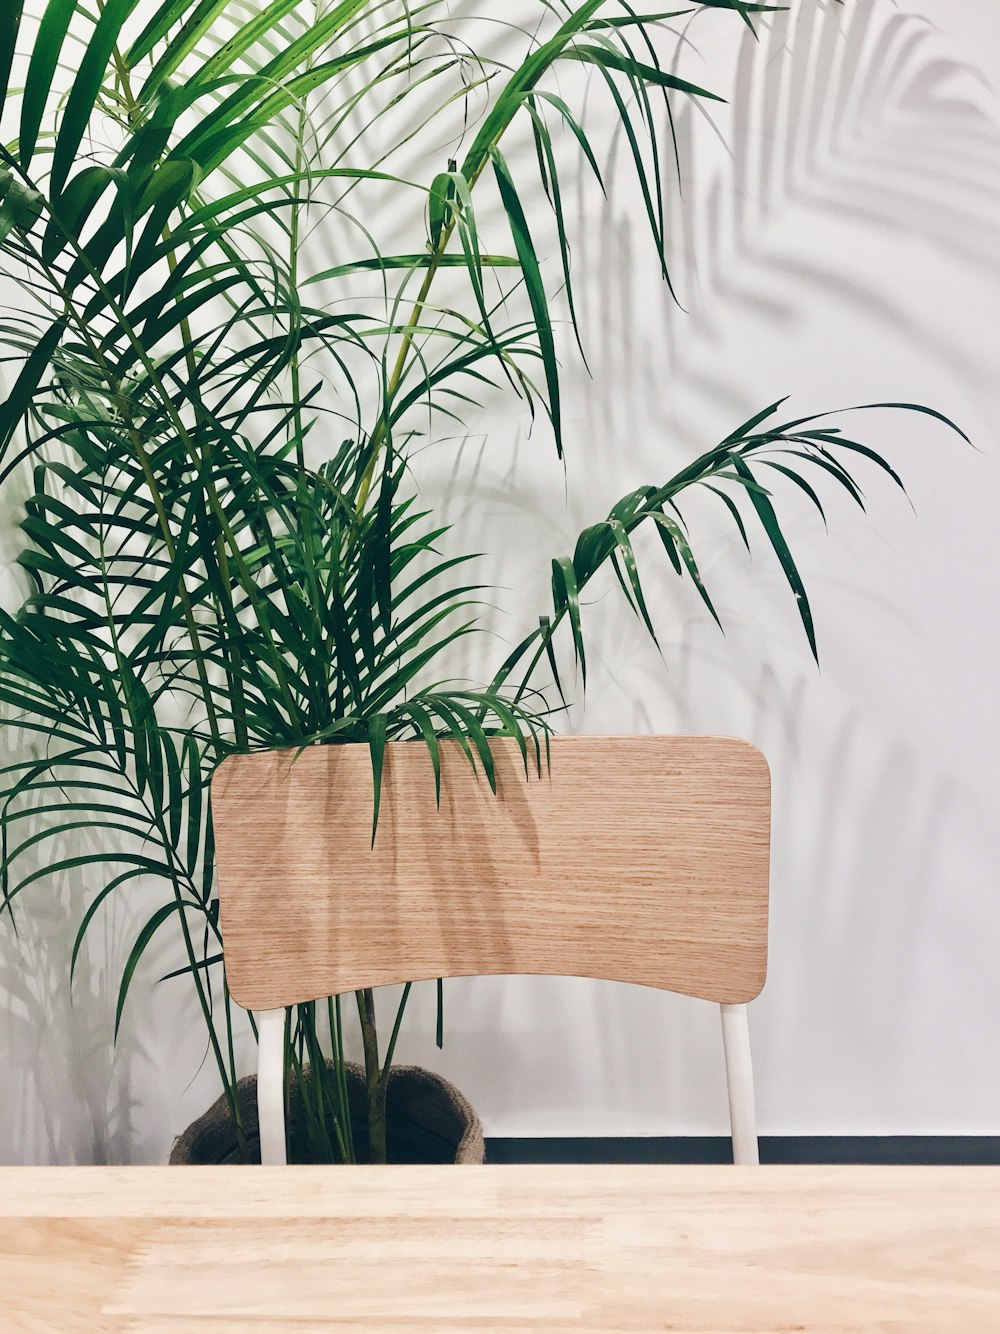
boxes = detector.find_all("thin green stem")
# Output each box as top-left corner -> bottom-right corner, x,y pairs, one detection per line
332,993 -> 355,1162
328,993 -> 354,1163
354,4 -> 598,513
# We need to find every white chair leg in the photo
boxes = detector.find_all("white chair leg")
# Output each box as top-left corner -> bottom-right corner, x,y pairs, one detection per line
257,1007 -> 287,1166
720,1003 -> 759,1165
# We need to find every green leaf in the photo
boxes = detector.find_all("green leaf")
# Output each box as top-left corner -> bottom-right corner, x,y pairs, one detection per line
306,253 -> 518,287
7,852 -> 176,910
759,459 -> 827,524
459,1 -> 608,183
0,319 -> 66,458
367,713 -> 388,846
428,170 -> 451,250
524,96 -> 588,365
590,12 -> 693,30
19,0 -> 76,169
42,165 -> 121,263
799,431 -> 906,492
70,865 -> 153,985
730,452 -> 817,659
115,900 -> 187,1040
399,701 -> 441,806
434,696 -> 496,793
0,180 -> 42,245
128,0 -> 228,69
193,0 -> 329,87
415,696 -> 476,771
532,91 -> 605,192
492,146 -> 562,456
651,513 -> 723,630
788,447 -> 865,508
691,0 -> 786,22
607,517 -> 658,643
538,614 -> 565,703
185,737 -> 205,875
564,44 -> 725,102
703,483 -> 750,550
158,952 -> 223,983
724,398 -> 788,443
851,401 -> 971,446
173,28 -> 411,176
0,0 -> 24,109
51,0 -> 143,199
551,555 -> 585,682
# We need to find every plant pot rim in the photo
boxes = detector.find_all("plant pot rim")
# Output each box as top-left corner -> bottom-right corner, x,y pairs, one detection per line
169,1061 -> 485,1166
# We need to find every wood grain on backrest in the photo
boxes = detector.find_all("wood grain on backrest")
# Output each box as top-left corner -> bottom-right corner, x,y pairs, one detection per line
212,735 -> 770,1010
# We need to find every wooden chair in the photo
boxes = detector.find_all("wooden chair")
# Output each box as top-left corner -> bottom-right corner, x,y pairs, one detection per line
212,734 -> 771,1166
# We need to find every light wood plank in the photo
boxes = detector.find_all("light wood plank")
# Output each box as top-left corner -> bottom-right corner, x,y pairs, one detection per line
1,1166 -> 998,1331
212,735 -> 771,1009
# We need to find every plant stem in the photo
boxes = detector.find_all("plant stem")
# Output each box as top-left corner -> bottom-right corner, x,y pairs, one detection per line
352,7 -> 589,516
356,987 -> 387,1163
328,994 -> 354,1162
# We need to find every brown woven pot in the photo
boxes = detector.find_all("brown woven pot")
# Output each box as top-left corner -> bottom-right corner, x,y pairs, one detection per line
169,1061 -> 485,1165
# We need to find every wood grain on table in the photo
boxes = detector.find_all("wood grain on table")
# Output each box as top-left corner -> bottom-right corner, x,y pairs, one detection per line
2,1165 -> 998,1332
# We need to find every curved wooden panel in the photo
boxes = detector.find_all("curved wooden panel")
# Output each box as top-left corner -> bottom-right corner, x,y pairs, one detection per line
213,735 -> 770,1010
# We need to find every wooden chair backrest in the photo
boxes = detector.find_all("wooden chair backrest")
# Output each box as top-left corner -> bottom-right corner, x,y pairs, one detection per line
212,735 -> 771,1011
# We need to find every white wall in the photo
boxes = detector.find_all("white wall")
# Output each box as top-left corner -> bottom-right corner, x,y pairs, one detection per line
403,0 -> 1000,1140
2,0 -> 1000,1161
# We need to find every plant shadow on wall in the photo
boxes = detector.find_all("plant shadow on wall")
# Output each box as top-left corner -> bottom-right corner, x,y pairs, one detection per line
0,857 -> 145,1165
659,0 -> 1000,401
432,0 -> 1000,690
0,0 -> 965,1164
638,0 -> 1000,1128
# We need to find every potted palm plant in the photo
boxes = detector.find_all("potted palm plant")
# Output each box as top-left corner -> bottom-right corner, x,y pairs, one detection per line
0,0 -> 962,1163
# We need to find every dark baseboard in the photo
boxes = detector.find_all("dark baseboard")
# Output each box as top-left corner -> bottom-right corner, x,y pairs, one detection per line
484,1135 -> 1000,1166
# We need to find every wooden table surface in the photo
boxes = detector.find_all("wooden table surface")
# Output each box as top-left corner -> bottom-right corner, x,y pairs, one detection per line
2,1165 -> 998,1331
